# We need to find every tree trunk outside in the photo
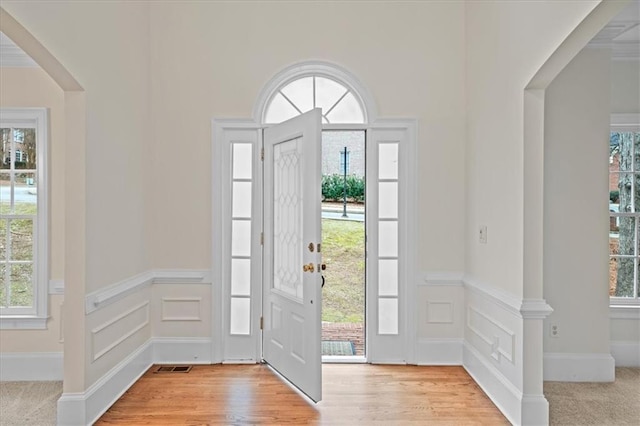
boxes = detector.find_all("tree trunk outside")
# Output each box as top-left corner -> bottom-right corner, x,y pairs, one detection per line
616,132 -> 639,297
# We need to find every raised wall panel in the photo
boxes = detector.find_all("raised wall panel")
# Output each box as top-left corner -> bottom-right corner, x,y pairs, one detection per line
91,301 -> 149,362
426,301 -> 454,324
161,297 -> 202,321
467,306 -> 515,363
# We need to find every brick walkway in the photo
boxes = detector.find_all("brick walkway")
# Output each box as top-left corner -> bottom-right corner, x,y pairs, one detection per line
322,322 -> 364,356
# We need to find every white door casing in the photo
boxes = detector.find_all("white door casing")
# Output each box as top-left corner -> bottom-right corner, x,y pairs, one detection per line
262,109 -> 323,402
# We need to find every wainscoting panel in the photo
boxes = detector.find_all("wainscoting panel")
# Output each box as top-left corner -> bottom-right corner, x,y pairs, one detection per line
161,297 -> 202,321
467,306 -> 515,363
152,282 -> 211,338
463,277 -> 525,425
91,301 -> 150,362
427,301 -> 454,324
415,274 -> 464,364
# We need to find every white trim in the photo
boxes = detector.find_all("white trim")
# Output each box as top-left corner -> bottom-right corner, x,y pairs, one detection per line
610,304 -> 640,319
153,337 -> 213,364
253,60 -> 378,124
57,338 -> 217,426
48,279 -> 64,295
161,297 -> 203,321
543,352 -> 615,382
57,340 -> 153,426
467,306 -> 515,363
0,107 -> 49,322
521,394 -> 551,426
85,270 -> 213,314
611,113 -> 640,127
422,272 -> 465,286
519,298 -> 553,319
153,269 -> 211,284
463,276 -> 522,316
415,338 -> 463,365
402,119 -> 418,364
463,341 -> 522,426
85,271 -> 154,314
91,301 -> 149,362
0,352 -> 62,381
610,113 -> 640,133
0,316 -> 47,329
610,341 -> 640,367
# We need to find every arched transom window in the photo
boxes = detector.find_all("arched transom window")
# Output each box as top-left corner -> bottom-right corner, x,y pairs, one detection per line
264,75 -> 366,124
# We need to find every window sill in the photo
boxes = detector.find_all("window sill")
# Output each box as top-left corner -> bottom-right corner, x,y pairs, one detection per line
610,304 -> 640,320
0,316 -> 48,330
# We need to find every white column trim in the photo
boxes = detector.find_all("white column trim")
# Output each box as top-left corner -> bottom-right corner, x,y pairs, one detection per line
520,299 -> 553,319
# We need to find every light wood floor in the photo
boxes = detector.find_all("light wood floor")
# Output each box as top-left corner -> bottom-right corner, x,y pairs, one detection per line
96,364 -> 509,425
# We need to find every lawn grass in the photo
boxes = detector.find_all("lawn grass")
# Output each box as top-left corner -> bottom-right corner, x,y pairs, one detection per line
322,218 -> 365,323
0,202 -> 36,307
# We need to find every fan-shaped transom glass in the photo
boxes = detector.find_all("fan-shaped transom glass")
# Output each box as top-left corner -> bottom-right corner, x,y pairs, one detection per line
264,76 -> 365,124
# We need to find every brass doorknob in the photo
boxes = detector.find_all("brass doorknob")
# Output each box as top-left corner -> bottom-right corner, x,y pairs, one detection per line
303,263 -> 315,273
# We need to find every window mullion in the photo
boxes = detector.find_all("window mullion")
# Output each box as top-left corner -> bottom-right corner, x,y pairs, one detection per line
4,219 -> 10,306
279,91 -> 303,115
324,90 -> 349,118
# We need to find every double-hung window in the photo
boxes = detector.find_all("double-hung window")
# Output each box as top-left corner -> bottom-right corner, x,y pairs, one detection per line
609,115 -> 640,304
0,108 -> 48,328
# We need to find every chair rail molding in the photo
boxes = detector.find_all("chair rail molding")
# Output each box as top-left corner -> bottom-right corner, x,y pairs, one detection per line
85,269 -> 212,314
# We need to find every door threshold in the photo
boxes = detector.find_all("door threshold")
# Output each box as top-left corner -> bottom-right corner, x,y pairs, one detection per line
322,355 -> 367,364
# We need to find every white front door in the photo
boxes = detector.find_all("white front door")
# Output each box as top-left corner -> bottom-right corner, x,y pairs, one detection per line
262,108 -> 323,402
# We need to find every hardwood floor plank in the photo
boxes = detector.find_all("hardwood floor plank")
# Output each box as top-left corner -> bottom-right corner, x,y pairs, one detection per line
96,364 -> 509,425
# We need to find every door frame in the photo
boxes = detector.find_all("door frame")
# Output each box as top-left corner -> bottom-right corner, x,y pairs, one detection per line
212,118 -> 418,365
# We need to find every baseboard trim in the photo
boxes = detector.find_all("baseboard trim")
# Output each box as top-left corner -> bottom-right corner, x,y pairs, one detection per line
543,352 -> 615,381
463,341 -> 521,425
57,338 -> 216,425
415,338 -> 463,365
0,352 -> 63,381
153,337 -> 212,364
57,340 -> 153,426
610,341 -> 640,367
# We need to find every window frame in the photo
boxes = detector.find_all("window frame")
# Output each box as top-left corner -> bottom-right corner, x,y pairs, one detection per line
0,107 -> 49,329
609,113 -> 640,307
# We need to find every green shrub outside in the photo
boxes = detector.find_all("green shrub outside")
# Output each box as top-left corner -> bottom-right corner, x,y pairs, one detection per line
610,190 -> 619,203
322,174 -> 365,202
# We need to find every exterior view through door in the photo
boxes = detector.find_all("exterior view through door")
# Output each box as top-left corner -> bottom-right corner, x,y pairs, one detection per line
321,130 -> 366,359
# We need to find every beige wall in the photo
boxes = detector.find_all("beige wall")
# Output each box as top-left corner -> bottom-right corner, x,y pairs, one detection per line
543,48 -> 611,354
0,67 -> 65,353
465,0 -> 601,296
148,0 -> 467,273
611,60 -> 640,114
3,0 -> 150,390
3,1 -> 151,294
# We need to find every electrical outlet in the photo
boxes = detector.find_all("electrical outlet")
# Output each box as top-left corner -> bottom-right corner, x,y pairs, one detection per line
550,324 -> 559,338
479,226 -> 488,244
